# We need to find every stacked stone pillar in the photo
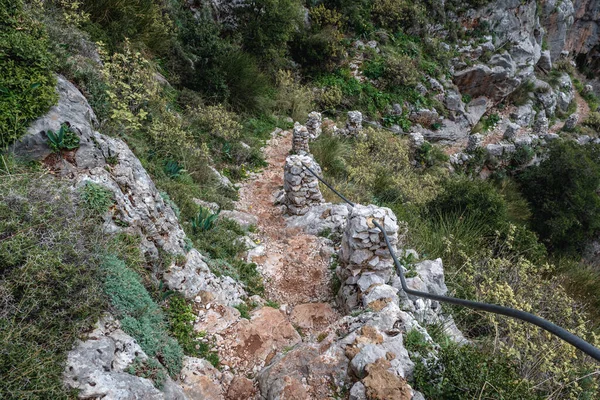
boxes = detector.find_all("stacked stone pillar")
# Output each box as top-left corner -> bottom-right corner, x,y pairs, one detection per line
306,111 -> 322,140
345,111 -> 363,136
292,123 -> 310,155
283,155 -> 324,215
338,204 -> 400,311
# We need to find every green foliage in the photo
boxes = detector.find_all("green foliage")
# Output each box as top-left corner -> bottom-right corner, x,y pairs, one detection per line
190,207 -> 220,234
290,4 -> 345,74
310,132 -> 350,178
0,172 -> 105,399
126,357 -> 167,389
413,338 -> 538,400
415,142 -> 449,168
236,0 -> 304,65
234,302 -> 251,319
372,0 -> 426,33
166,295 -> 219,366
274,70 -> 315,122
101,255 -> 184,376
0,0 -> 57,148
82,0 -> 173,53
163,160 -> 185,179
518,141 -> 600,254
426,177 -> 509,234
403,329 -> 433,354
219,51 -> 275,114
45,123 -> 80,152
79,181 -> 114,215
583,111 -> 600,131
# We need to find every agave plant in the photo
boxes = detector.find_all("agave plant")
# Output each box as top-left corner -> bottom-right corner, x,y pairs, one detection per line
190,207 -> 220,234
46,123 -> 80,153
163,160 -> 185,179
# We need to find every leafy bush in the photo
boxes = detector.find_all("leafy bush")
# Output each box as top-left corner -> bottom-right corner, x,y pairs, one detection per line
382,52 -> 420,89
413,337 -> 537,400
188,104 -> 243,142
219,50 -> 274,114
45,123 -> 80,152
518,141 -> 600,253
0,0 -> 57,148
101,255 -> 184,376
347,128 -> 441,205
79,181 -> 114,215
0,172 -> 105,399
583,111 -> 600,131
372,0 -> 426,32
99,39 -> 161,133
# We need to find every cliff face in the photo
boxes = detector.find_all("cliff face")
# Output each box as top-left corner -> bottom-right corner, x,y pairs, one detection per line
541,0 -> 600,70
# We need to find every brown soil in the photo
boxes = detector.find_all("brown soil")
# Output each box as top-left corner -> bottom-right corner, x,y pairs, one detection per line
235,130 -> 336,307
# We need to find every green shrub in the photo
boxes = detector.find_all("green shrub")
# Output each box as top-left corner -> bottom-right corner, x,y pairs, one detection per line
0,0 -> 57,148
219,51 -> 274,114
425,177 -> 509,234
0,172 -> 105,399
82,0 -> 173,53
415,142 -> 449,168
166,295 -> 219,366
45,123 -> 80,152
372,0 -> 426,32
101,255 -> 184,376
382,52 -> 420,89
518,141 -> 600,254
583,111 -> 600,131
79,181 -> 114,215
413,338 -> 537,400
126,357 -> 167,389
290,4 -> 345,74
235,0 -> 303,65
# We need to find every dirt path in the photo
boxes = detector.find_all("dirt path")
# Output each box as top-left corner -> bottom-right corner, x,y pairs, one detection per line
551,91 -> 591,133
235,130 -> 335,307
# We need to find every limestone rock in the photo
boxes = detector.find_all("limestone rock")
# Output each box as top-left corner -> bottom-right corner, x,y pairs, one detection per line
64,316 -> 186,400
179,357 -> 225,400
285,203 -> 351,236
564,113 -> 579,130
220,210 -> 258,230
290,303 -> 337,332
257,343 -> 348,400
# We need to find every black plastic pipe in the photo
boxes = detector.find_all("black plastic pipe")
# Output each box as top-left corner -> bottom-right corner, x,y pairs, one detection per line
302,163 -> 600,362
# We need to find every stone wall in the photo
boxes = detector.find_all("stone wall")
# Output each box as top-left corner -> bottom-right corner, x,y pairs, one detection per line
283,155 -> 324,215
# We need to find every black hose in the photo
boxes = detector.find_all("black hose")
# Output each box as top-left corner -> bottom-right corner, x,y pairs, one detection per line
301,163 -> 600,362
